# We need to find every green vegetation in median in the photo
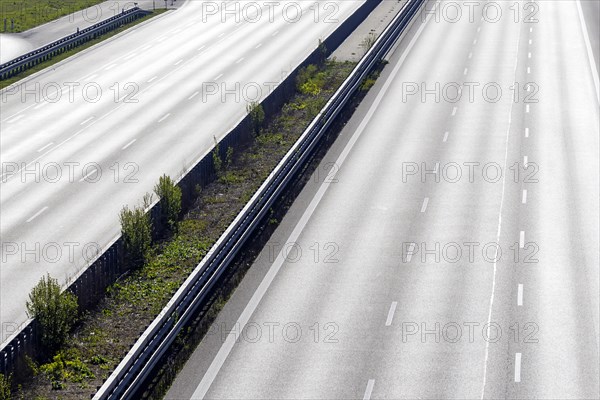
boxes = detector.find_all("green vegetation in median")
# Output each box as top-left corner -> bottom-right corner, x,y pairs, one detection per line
0,373 -> 10,400
120,195 -> 153,270
246,101 -> 265,136
0,9 -> 167,90
155,174 -> 182,235
26,274 -> 78,356
17,60 -> 361,399
0,0 -> 106,32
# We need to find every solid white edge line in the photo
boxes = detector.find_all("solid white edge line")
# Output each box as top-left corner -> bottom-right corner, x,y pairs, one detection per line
122,139 -> 137,150
576,0 -> 600,103
7,115 -> 24,123
26,206 -> 48,223
190,8 -> 436,398
79,168 -> 98,182
363,379 -> 375,400
385,302 -> 398,326
37,142 -> 54,152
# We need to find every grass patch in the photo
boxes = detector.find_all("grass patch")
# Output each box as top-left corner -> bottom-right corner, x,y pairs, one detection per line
16,60 -> 358,399
0,9 -> 167,90
1,0 -> 110,32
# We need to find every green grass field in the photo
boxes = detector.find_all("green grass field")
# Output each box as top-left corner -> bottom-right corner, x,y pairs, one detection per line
0,0 -> 108,32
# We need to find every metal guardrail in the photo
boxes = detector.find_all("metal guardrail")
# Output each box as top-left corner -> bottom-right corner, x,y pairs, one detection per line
0,7 -> 150,80
93,0 -> 425,398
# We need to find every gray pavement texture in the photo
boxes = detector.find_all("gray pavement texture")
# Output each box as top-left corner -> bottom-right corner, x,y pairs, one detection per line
0,0 -> 365,347
166,0 -> 600,399
330,0 -> 407,62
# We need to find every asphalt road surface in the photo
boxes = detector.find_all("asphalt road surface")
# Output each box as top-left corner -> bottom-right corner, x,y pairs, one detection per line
167,0 -> 600,398
0,0 -> 364,347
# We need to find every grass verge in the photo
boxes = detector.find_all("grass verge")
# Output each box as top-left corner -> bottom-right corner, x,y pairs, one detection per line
0,9 -> 167,90
13,59 -> 381,400
1,0 -> 109,32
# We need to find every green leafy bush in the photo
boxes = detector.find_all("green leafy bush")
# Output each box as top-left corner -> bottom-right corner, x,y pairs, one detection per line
246,102 -> 265,135
154,174 -> 182,234
0,374 -> 10,400
26,274 -> 78,354
212,136 -> 223,176
40,350 -> 95,389
120,197 -> 152,269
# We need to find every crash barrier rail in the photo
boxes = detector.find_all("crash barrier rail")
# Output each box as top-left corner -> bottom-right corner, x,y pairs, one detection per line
0,0 -> 387,380
0,7 -> 150,80
93,0 -> 426,398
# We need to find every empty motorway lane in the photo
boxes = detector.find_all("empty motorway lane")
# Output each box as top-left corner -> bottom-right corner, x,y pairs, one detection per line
0,0 -> 364,346
167,0 -> 599,398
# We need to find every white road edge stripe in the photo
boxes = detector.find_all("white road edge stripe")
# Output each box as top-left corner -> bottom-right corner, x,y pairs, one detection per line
37,142 -> 54,152
79,168 -> 98,182
122,139 -> 136,150
26,206 -> 48,223
385,302 -> 397,326
576,0 -> 600,103
363,379 -> 375,400
190,9 -> 435,398
7,115 -> 24,123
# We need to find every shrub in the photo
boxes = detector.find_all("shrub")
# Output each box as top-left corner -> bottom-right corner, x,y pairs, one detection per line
40,350 -> 95,389
120,198 -> 152,269
212,136 -> 223,176
318,38 -> 327,63
26,274 -> 78,354
154,174 -> 182,234
0,374 -> 10,400
246,101 -> 265,135
296,64 -> 319,91
226,146 -> 234,170
360,32 -> 378,54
